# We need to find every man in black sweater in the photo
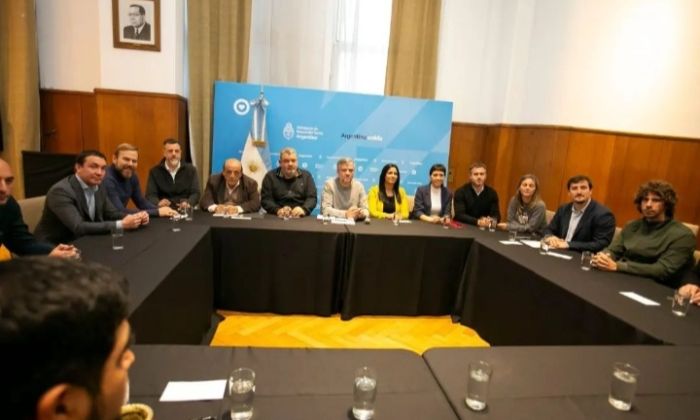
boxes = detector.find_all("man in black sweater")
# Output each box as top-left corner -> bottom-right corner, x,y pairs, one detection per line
453,162 -> 500,227
145,138 -> 201,209
0,158 -> 77,258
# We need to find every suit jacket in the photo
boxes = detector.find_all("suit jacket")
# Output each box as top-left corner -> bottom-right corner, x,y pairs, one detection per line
544,199 -> 616,252
411,184 -> 452,218
0,196 -> 53,255
34,175 -> 125,244
123,22 -> 151,40
199,173 -> 261,213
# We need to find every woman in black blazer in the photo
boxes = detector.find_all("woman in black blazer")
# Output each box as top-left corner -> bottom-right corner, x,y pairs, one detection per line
412,164 -> 453,223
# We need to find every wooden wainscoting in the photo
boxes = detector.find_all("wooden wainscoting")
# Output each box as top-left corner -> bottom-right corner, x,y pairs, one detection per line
448,122 -> 700,246
40,88 -> 188,190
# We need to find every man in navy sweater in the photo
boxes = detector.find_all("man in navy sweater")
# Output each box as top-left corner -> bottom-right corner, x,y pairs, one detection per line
104,143 -> 177,218
145,139 -> 201,209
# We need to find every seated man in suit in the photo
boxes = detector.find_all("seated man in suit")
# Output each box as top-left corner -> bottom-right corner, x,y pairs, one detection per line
593,180 -> 695,288
321,157 -> 368,220
543,175 -> 615,252
104,143 -> 177,218
200,158 -> 261,215
1,257 -> 134,420
453,162 -> 500,227
35,150 -> 147,244
146,138 -> 200,210
0,158 -> 77,259
261,147 -> 317,218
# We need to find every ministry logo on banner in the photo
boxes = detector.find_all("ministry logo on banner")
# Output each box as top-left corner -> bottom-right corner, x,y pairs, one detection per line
240,90 -> 272,189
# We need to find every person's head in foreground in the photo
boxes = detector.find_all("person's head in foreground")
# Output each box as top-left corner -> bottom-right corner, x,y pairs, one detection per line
0,257 -> 133,420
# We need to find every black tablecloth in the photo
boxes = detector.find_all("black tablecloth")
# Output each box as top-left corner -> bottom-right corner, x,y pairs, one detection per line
75,219 -> 214,344
453,232 -> 700,345
130,345 -> 458,419
342,220 -> 474,319
424,346 -> 700,419
196,213 -> 348,315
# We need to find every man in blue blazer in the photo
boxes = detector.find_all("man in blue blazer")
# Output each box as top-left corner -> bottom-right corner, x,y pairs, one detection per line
543,175 -> 615,252
35,150 -> 148,245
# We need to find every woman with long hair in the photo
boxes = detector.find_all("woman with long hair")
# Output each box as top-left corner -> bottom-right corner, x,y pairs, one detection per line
497,174 -> 546,235
367,163 -> 409,219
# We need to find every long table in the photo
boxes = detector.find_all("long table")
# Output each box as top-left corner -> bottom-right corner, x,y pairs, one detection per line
79,212 -> 700,347
452,233 -> 700,345
341,219 -> 473,319
75,219 -> 214,344
424,346 -> 700,419
129,345 -> 458,419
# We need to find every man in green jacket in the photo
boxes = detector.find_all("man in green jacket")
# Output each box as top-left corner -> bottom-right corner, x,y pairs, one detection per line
592,180 -> 695,288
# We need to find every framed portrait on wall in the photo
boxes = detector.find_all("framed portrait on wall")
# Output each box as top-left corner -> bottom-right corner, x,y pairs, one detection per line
112,0 -> 161,51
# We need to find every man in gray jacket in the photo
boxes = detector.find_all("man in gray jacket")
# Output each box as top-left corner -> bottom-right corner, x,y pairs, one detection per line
35,150 -> 147,244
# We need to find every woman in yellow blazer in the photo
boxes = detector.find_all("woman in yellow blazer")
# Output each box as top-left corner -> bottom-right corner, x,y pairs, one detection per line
368,163 -> 409,219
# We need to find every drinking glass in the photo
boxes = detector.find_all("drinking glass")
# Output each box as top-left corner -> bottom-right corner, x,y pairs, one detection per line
671,291 -> 691,317
508,230 -> 517,241
465,361 -> 491,411
111,225 -> 124,251
608,362 -> 639,411
352,366 -> 377,420
581,251 -> 593,271
539,240 -> 550,255
228,368 -> 255,420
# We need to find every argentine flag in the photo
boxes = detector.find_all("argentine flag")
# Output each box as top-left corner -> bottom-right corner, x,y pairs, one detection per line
240,91 -> 272,189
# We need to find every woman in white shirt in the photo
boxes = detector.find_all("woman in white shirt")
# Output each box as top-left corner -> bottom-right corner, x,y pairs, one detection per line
412,164 -> 453,223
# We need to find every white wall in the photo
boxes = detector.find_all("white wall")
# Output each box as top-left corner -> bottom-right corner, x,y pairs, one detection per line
436,0 -> 700,137
37,0 -> 101,91
37,0 -> 185,95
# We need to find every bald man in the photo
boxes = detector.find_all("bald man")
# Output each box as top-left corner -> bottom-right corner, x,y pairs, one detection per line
0,158 -> 78,258
200,158 -> 261,215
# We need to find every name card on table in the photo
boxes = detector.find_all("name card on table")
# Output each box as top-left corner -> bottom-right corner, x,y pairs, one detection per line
619,291 -> 660,306
160,380 -> 227,402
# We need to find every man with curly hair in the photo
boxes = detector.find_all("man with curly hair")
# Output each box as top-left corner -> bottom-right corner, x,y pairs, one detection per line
592,180 -> 695,287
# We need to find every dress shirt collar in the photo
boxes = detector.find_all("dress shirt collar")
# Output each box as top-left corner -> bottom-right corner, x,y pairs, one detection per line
572,198 -> 591,215
75,174 -> 99,193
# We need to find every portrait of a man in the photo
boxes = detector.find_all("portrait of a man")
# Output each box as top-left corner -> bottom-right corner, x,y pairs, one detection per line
113,0 -> 160,51
123,4 -> 151,41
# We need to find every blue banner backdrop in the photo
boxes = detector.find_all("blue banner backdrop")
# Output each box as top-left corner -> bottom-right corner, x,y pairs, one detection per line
211,82 -> 453,204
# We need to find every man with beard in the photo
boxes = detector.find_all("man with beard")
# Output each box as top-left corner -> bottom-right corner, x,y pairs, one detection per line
543,175 -> 615,252
0,257 -> 135,420
593,180 -> 695,288
104,144 -> 177,218
453,162 -> 500,227
35,150 -> 146,244
320,157 -> 368,220
145,139 -> 200,210
261,147 -> 317,218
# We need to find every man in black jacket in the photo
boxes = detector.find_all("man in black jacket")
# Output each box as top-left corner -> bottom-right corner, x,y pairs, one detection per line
543,175 -> 615,252
453,162 -> 500,227
145,138 -> 200,209
0,158 -> 77,258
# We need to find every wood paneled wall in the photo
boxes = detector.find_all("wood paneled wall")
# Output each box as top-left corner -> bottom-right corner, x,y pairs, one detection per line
448,123 -> 700,244
40,88 -> 188,190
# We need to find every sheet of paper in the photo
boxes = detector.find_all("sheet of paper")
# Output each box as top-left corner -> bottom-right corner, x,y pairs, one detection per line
212,213 -> 225,217
229,215 -> 252,220
159,380 -> 227,402
619,291 -> 660,306
499,240 -> 522,245
546,251 -> 573,260
331,217 -> 355,225
520,240 -> 541,249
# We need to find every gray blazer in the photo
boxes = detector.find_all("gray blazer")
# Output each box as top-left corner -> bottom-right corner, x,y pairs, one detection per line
35,175 -> 125,244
